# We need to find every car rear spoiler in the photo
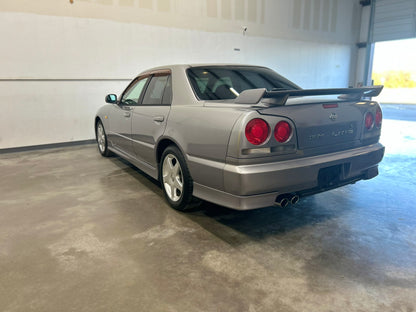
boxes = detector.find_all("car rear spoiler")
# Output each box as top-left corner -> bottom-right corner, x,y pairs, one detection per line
234,86 -> 384,106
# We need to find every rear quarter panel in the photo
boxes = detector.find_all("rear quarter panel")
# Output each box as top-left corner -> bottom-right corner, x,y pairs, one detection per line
164,105 -> 244,191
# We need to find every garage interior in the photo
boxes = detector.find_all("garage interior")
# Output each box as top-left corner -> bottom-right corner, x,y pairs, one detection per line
1,0 -> 416,311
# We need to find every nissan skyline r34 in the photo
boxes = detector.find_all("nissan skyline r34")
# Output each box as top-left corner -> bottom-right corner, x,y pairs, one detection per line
95,65 -> 384,211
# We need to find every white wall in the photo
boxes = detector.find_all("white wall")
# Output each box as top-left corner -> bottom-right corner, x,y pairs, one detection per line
0,0 -> 359,149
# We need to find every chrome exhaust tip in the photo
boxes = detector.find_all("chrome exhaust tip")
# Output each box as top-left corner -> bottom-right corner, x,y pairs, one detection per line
290,194 -> 300,205
275,195 -> 290,208
275,193 -> 300,207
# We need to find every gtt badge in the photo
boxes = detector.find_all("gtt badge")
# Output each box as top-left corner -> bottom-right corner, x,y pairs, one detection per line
329,113 -> 337,121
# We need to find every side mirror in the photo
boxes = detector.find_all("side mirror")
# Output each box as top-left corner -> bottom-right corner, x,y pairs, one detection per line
105,94 -> 117,104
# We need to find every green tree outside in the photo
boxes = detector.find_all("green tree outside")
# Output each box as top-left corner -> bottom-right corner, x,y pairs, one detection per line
373,71 -> 416,88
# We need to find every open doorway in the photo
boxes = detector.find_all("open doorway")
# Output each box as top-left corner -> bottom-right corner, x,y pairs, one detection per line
371,37 -> 416,165
372,38 -> 416,106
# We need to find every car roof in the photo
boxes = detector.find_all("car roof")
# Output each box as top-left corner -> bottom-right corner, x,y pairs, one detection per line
139,64 -> 267,75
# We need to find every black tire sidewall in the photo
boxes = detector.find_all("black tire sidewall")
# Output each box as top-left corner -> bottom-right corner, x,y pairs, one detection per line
159,146 -> 193,211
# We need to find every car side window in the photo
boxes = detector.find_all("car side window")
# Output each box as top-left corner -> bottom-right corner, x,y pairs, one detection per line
162,75 -> 172,105
121,77 -> 149,106
142,74 -> 171,105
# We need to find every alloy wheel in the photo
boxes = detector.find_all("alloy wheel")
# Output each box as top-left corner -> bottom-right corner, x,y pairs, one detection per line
162,154 -> 184,202
97,123 -> 106,153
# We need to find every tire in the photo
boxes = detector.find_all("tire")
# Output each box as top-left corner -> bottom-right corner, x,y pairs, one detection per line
96,120 -> 112,157
159,146 -> 193,211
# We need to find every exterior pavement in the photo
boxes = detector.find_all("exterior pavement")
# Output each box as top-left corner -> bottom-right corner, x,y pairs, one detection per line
0,107 -> 415,312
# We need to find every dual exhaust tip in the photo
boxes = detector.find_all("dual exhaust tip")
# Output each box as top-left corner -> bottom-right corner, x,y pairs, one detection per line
275,194 -> 300,208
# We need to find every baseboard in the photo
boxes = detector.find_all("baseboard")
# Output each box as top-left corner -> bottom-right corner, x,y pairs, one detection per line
0,139 -> 96,154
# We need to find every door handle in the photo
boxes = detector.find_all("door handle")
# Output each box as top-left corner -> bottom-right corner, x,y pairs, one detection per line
124,111 -> 131,118
153,116 -> 164,122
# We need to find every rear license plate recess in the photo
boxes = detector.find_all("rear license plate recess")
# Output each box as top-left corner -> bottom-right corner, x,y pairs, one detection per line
318,163 -> 350,188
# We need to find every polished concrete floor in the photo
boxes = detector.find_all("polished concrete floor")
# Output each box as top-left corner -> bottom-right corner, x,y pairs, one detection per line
1,118 -> 415,312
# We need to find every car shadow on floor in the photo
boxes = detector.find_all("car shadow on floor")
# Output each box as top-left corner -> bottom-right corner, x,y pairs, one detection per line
106,154 -> 162,193
107,155 -> 355,244
186,192 -> 353,244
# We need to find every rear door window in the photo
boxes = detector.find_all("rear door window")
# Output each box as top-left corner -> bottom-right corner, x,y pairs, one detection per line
141,74 -> 172,105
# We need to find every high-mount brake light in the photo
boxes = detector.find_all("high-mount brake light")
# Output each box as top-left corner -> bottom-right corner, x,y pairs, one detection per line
245,119 -> 270,145
323,104 -> 338,109
375,106 -> 382,128
365,112 -> 374,130
274,121 -> 292,143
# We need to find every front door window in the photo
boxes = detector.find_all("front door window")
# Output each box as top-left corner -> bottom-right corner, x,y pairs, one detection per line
121,77 -> 149,106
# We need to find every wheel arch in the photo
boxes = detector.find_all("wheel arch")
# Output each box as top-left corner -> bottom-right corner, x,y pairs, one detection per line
94,116 -> 103,141
94,116 -> 101,131
156,138 -> 183,165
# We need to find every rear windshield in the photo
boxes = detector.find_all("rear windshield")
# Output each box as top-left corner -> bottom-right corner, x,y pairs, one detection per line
187,66 -> 300,100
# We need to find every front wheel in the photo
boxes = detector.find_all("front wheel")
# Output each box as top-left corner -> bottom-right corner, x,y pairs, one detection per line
159,146 -> 193,211
96,120 -> 112,157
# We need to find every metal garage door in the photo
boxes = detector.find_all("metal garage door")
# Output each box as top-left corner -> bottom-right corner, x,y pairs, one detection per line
372,0 -> 416,42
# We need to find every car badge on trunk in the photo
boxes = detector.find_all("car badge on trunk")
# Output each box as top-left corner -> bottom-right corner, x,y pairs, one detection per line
329,113 -> 338,121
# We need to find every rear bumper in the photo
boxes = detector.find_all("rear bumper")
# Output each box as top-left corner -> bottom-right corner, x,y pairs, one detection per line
193,143 -> 384,210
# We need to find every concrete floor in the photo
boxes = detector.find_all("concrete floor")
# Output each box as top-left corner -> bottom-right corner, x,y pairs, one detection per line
1,117 -> 416,312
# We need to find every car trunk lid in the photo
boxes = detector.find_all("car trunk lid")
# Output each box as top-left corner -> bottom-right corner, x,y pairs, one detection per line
257,97 -> 365,150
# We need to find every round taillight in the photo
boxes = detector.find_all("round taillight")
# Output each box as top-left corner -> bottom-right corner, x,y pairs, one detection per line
245,118 -> 270,145
274,121 -> 292,143
365,112 -> 374,130
375,106 -> 382,128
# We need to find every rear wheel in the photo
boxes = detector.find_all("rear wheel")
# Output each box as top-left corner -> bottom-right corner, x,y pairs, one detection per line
96,120 -> 112,157
159,146 -> 193,211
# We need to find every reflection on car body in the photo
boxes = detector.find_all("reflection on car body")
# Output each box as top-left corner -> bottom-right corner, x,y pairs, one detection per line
95,64 -> 384,211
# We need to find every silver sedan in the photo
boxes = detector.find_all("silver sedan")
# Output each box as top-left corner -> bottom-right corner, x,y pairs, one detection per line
95,64 -> 384,211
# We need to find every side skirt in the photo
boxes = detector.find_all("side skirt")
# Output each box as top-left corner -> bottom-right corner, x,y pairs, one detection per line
108,146 -> 158,180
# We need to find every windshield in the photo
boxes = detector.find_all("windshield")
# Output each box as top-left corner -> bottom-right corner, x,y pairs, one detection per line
187,66 -> 301,101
